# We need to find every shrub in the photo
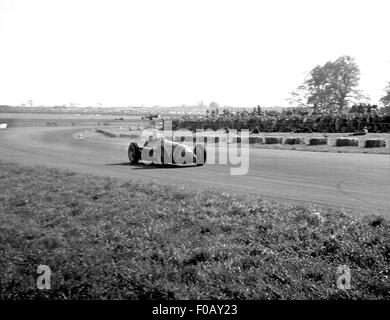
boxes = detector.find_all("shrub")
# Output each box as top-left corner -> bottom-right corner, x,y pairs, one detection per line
309,138 -> 328,145
335,138 -> 359,147
284,137 -> 305,145
364,139 -> 387,148
264,137 -> 282,144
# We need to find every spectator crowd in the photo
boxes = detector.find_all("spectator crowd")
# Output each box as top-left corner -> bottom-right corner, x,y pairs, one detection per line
170,104 -> 390,133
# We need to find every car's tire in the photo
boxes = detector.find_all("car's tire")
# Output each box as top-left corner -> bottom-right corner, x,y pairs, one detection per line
128,142 -> 141,164
194,144 -> 206,166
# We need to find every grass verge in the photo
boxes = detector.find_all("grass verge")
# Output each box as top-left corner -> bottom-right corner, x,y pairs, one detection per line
0,161 -> 389,299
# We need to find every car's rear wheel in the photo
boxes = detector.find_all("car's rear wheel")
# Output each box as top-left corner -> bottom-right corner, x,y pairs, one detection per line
128,142 -> 141,164
194,144 -> 206,166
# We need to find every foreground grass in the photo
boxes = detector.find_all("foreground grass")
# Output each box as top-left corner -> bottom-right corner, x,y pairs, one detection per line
0,161 -> 389,299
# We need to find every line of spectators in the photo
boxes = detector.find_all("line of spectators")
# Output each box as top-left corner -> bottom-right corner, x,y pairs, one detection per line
170,104 -> 390,133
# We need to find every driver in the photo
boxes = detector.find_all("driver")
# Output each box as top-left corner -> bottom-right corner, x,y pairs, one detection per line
143,129 -> 164,147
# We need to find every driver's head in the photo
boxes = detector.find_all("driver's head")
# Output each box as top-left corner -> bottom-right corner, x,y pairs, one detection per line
146,129 -> 161,141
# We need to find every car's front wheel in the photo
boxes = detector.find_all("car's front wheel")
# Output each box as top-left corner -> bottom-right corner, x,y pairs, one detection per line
128,142 -> 141,164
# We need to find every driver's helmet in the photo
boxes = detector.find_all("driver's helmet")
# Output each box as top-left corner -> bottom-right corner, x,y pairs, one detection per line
140,128 -> 163,146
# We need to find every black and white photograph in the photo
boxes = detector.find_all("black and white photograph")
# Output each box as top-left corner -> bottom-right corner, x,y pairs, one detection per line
0,0 -> 389,310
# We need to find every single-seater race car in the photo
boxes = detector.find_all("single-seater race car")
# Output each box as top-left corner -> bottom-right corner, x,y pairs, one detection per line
128,132 -> 206,166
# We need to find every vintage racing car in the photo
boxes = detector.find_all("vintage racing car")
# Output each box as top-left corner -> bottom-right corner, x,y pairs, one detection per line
128,133 -> 206,166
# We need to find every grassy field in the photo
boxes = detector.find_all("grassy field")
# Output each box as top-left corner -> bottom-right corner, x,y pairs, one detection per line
0,160 -> 389,299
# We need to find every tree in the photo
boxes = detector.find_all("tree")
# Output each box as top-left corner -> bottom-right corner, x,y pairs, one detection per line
349,103 -> 377,114
288,84 -> 309,108
304,56 -> 361,112
380,82 -> 390,107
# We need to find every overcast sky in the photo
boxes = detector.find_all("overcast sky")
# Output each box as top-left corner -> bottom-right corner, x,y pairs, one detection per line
0,0 -> 389,107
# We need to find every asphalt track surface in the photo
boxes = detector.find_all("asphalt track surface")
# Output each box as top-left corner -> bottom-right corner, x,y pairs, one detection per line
0,127 -> 389,217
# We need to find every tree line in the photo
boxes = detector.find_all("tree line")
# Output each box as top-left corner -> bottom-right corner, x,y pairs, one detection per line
289,55 -> 390,111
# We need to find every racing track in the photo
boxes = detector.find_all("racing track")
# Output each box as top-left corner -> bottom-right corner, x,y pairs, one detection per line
0,127 -> 389,217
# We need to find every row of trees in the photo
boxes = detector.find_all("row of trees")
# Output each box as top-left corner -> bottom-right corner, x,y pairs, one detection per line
289,55 -> 390,112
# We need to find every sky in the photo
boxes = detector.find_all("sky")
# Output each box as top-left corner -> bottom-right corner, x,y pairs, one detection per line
0,0 -> 389,108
